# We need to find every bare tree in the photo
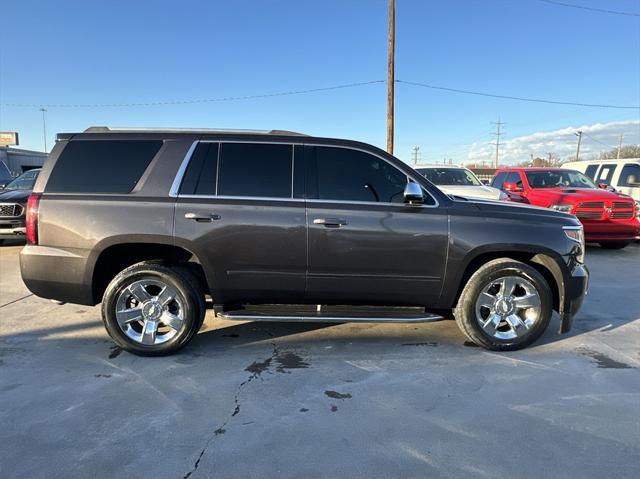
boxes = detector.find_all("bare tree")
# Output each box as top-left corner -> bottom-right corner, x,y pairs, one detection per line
599,145 -> 640,159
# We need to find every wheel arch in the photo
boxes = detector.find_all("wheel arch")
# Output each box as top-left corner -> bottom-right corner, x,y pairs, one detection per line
90,241 -> 209,304
445,246 -> 565,314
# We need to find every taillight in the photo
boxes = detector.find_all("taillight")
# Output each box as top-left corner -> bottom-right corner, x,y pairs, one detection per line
26,193 -> 41,245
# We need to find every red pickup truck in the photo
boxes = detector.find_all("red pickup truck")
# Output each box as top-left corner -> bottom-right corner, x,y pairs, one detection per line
491,167 -> 639,249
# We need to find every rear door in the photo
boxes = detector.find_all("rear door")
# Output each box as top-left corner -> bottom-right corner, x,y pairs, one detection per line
304,144 -> 448,306
173,141 -> 307,303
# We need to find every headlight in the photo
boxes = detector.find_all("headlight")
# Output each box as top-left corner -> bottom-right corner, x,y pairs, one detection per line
550,204 -> 573,213
564,225 -> 585,263
635,201 -> 640,218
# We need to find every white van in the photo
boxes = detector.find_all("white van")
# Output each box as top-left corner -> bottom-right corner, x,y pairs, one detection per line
562,159 -> 640,202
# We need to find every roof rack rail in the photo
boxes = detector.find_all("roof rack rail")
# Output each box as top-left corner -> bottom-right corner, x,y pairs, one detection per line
83,126 -> 308,136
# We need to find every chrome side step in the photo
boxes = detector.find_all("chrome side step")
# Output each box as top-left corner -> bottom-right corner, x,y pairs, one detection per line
217,306 -> 444,323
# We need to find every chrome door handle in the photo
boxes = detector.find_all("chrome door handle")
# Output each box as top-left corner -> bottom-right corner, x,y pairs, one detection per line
184,212 -> 221,222
313,218 -> 348,228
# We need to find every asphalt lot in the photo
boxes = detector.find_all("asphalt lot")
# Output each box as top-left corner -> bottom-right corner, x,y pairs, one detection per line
1,240 -> 639,478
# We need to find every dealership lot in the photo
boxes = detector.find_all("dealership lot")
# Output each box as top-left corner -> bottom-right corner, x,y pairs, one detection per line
1,242 -> 639,478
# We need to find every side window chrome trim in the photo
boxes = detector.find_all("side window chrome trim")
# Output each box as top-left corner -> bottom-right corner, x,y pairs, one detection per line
177,194 -> 303,203
176,195 -> 439,209
169,141 -> 200,197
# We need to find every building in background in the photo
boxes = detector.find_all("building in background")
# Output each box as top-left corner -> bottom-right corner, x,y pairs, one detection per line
0,147 -> 47,177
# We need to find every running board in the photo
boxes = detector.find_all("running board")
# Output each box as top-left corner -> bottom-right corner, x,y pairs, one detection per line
217,306 -> 444,323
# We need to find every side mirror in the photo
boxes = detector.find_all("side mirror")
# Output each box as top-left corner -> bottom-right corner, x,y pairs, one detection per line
597,183 -> 608,189
404,182 -> 424,204
503,182 -> 523,193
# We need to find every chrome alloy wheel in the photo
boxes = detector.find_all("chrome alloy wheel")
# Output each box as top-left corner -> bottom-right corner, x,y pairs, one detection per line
115,279 -> 185,345
474,276 -> 542,340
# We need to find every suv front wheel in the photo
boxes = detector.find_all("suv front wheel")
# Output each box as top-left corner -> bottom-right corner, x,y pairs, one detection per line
454,259 -> 553,351
101,262 -> 206,356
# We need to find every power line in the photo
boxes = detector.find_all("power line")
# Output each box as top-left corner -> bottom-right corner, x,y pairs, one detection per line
3,78 -> 639,110
581,131 -> 616,149
396,80 -> 640,110
2,80 -> 386,108
533,0 -> 640,17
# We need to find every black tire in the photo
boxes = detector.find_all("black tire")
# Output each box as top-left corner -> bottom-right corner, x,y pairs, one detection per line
101,261 -> 206,356
453,258 -> 553,351
599,241 -> 629,250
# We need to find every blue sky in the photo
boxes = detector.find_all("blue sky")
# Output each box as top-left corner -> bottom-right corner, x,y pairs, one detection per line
0,0 -> 638,163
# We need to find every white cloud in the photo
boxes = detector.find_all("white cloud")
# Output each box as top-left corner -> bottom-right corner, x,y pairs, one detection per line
465,119 -> 640,165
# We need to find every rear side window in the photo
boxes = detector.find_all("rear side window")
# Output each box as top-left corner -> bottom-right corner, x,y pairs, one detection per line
491,172 -> 507,189
584,164 -> 598,179
46,140 -> 162,193
217,143 -> 292,198
619,164 -> 640,186
179,143 -> 219,195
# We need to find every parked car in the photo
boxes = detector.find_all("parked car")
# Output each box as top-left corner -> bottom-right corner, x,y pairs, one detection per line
562,158 -> 640,209
0,168 -> 40,244
491,167 -> 639,249
20,127 -> 588,356
0,160 -> 13,189
415,165 -> 507,201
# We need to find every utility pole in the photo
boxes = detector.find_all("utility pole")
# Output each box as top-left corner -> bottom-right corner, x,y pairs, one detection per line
617,133 -> 624,159
575,130 -> 582,161
490,116 -> 504,168
411,146 -> 419,165
39,107 -> 48,153
386,0 -> 395,155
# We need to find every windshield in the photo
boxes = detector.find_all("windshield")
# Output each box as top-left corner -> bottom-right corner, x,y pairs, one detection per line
4,170 -> 39,190
524,170 -> 597,189
417,168 -> 482,186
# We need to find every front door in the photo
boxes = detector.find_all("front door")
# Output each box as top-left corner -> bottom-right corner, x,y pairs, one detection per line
174,141 -> 306,303
304,145 -> 448,306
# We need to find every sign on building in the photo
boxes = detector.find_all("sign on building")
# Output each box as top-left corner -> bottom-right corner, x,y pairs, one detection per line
0,132 -> 19,147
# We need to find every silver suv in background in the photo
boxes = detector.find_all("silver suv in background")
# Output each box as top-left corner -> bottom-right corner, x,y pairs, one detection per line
415,165 -> 507,201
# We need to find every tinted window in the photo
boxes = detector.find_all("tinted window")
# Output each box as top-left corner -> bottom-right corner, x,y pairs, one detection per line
0,161 -> 11,181
505,172 -> 523,188
218,143 -> 292,198
311,146 -> 413,204
491,172 -> 507,189
417,168 -> 481,186
619,164 -> 640,186
584,164 -> 598,179
46,140 -> 162,193
4,170 -> 40,190
596,164 -> 616,185
525,170 -> 596,189
179,143 -> 219,195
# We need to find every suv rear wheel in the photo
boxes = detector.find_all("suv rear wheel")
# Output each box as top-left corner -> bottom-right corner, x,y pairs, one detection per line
454,259 -> 553,351
101,261 -> 206,356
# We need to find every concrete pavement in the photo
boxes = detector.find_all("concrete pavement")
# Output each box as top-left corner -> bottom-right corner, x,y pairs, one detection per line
1,242 -> 639,478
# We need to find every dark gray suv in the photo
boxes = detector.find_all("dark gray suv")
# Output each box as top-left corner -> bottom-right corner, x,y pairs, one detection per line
20,127 -> 588,355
